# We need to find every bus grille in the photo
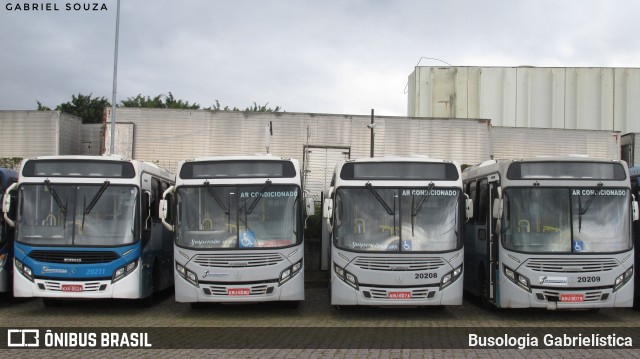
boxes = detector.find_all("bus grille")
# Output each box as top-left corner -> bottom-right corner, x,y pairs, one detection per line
41,281 -> 104,292
368,288 -> 431,299
354,257 -> 446,271
204,284 -> 270,296
540,289 -> 604,302
524,258 -> 619,273
192,253 -> 284,268
28,251 -> 120,264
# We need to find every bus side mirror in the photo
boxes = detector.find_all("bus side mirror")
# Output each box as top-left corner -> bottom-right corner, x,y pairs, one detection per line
465,198 -> 473,219
322,199 -> 333,219
492,198 -> 502,220
2,183 -> 18,227
160,185 -> 175,232
633,201 -> 639,221
159,199 -> 168,220
304,197 -> 315,217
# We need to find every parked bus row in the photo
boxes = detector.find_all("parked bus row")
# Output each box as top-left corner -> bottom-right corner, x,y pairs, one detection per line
0,154 -> 638,311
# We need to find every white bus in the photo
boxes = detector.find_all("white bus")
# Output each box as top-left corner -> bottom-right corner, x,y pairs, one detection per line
2,155 -> 175,305
159,155 -> 313,306
322,157 -> 471,307
463,157 -> 638,309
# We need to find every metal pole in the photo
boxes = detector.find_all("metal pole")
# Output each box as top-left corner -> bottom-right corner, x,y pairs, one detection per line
109,0 -> 121,155
370,109 -> 374,158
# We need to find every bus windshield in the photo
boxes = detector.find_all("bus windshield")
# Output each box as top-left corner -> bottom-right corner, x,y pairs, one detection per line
17,184 -> 138,246
175,184 -> 300,249
334,187 -> 460,252
502,187 -> 631,253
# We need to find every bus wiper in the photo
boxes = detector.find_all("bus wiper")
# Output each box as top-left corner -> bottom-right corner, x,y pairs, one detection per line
82,181 -> 110,230
412,182 -> 434,217
365,182 -> 394,215
410,182 -> 434,236
577,182 -> 603,233
44,180 -> 66,214
204,181 -> 229,214
247,180 -> 272,214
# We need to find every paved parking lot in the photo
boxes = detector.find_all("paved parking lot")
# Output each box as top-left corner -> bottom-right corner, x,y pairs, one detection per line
1,271 -> 639,358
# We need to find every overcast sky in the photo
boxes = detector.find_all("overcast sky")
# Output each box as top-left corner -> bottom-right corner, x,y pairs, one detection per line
1,0 -> 638,117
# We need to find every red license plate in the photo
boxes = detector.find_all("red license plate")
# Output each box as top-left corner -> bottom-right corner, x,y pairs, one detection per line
388,291 -> 412,299
560,294 -> 584,302
228,288 -> 250,296
61,284 -> 83,292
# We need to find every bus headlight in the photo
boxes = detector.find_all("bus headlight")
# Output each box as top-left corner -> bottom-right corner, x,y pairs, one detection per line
334,263 -> 358,289
176,262 -> 198,287
613,267 -> 633,292
440,264 -> 463,290
112,260 -> 138,283
279,259 -> 303,286
15,259 -> 34,282
503,264 -> 530,292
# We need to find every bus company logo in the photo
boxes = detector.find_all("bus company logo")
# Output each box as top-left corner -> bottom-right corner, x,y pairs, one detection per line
539,276 -> 568,286
7,329 -> 40,347
64,258 -> 82,263
202,270 -> 228,279
42,266 -> 68,274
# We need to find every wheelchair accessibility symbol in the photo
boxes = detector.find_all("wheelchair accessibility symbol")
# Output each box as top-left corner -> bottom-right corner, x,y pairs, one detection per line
402,240 -> 412,251
573,240 -> 584,252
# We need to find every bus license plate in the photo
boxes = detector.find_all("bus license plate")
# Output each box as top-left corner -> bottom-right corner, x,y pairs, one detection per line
560,294 -> 584,302
61,284 -> 83,292
228,288 -> 250,296
388,292 -> 412,299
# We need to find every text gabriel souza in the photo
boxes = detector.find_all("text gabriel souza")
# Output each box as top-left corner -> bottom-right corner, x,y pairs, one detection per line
5,3 -> 108,11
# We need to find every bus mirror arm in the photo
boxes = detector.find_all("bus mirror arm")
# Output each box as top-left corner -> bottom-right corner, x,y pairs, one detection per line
633,200 -> 639,222
322,198 -> 333,233
160,186 -> 175,232
2,183 -> 18,227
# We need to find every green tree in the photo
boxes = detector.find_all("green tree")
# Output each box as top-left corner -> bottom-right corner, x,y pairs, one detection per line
208,100 -> 282,112
55,93 -> 111,124
36,101 -> 51,111
121,92 -> 200,109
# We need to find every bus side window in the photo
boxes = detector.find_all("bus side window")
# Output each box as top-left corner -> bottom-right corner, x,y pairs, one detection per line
151,178 -> 160,222
468,181 -> 477,224
477,179 -> 489,225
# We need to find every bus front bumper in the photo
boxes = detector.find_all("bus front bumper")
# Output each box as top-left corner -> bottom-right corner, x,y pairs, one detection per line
499,277 -> 634,309
330,274 -> 463,306
174,270 -> 305,303
13,266 -> 142,299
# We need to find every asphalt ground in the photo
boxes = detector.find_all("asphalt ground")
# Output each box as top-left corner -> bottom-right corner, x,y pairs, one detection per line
0,270 -> 639,358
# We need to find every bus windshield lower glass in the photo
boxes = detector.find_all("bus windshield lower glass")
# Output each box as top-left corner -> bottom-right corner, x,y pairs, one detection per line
502,188 -> 631,253
334,187 -> 460,252
17,184 -> 138,246
176,185 -> 300,249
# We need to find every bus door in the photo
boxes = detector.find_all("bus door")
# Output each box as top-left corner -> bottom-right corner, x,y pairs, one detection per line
476,175 -> 500,304
486,175 -> 500,304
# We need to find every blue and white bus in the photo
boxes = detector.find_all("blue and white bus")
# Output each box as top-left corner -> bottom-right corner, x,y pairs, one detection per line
0,168 -> 18,293
2,155 -> 175,305
463,157 -> 638,309
322,157 -> 472,307
159,155 -> 313,306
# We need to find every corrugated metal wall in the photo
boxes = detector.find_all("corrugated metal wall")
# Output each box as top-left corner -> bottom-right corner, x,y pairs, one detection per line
0,111 -> 81,158
491,127 -> 620,160
81,124 -> 103,155
104,109 -> 493,198
407,66 -> 640,133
